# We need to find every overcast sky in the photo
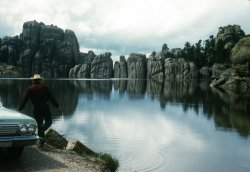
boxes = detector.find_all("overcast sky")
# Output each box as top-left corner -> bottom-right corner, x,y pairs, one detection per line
0,0 -> 249,60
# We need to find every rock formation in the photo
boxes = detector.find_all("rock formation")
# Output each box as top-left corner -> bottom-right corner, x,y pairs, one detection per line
147,52 -> 164,83
114,55 -> 128,78
127,53 -> 147,79
211,63 -> 228,79
215,25 -> 245,52
164,58 -> 198,80
210,37 -> 250,93
70,51 -> 114,79
90,52 -> 113,78
200,67 -> 211,79
231,37 -> 250,77
0,63 -> 22,77
0,20 -> 80,77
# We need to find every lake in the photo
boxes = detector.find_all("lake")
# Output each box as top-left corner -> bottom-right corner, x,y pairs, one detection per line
0,79 -> 250,172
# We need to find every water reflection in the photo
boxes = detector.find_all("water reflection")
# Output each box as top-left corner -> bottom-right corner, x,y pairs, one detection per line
0,79 -> 249,137
1,78 -> 250,171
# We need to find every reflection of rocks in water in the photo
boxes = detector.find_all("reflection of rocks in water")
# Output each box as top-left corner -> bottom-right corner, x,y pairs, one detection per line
113,80 -> 127,94
1,79 -> 249,138
127,80 -> 146,99
162,80 -> 199,110
70,80 -> 92,95
147,79 -> 163,98
163,80 -> 198,102
70,80 -> 112,100
146,80 -> 165,108
90,80 -> 112,99
47,80 -> 78,117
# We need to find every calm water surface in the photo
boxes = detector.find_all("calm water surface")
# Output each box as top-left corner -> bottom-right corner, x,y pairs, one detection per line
1,79 -> 250,172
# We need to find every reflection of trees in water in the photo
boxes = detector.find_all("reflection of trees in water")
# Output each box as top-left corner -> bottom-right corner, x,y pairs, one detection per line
143,79 -> 250,137
46,80 -> 78,117
208,88 -> 250,137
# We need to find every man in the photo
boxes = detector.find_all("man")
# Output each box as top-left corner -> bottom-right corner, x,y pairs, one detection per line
17,74 -> 62,147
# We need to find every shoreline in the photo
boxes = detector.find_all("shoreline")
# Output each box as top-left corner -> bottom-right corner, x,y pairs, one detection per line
44,129 -> 119,172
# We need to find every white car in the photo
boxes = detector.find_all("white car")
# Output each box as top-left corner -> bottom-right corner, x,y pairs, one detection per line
0,99 -> 39,158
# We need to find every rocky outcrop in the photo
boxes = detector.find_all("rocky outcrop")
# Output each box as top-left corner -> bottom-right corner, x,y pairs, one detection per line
211,63 -> 228,79
18,48 -> 33,75
70,51 -> 114,79
164,58 -> 198,80
147,52 -> 164,82
45,129 -> 68,149
114,55 -> 128,78
219,77 -> 249,93
127,53 -> 147,79
69,51 -> 96,78
200,67 -> 211,79
0,63 -> 22,77
0,20 -> 80,77
210,37 -> 250,93
231,37 -> 250,77
90,52 -> 113,79
0,36 -> 22,66
215,25 -> 245,51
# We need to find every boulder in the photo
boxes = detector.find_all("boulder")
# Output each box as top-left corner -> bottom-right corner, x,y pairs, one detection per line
90,52 -> 113,78
127,53 -> 147,79
45,129 -> 68,149
66,140 -> 97,156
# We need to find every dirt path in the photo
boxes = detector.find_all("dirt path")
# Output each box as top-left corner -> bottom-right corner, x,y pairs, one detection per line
0,145 -> 108,172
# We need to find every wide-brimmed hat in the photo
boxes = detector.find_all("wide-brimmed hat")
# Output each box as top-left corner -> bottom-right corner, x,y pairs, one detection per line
31,74 -> 44,80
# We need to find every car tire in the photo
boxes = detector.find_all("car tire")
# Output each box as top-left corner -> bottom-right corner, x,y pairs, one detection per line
7,146 -> 24,159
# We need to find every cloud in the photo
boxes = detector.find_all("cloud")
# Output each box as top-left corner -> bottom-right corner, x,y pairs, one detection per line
0,0 -> 249,58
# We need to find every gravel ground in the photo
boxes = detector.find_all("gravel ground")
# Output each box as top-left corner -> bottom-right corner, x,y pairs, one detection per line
0,145 -> 109,172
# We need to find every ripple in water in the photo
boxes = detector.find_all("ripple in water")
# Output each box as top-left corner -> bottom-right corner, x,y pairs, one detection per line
85,136 -> 168,172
